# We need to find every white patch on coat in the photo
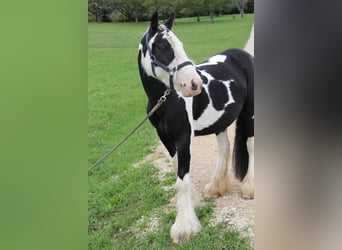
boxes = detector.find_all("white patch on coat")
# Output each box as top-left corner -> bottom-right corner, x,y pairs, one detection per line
180,95 -> 194,137
193,76 -> 235,131
197,54 -> 227,67
222,79 -> 235,107
193,94 -> 225,131
198,70 -> 215,83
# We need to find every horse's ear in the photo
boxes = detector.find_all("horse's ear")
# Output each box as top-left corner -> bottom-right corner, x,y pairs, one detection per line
149,11 -> 159,36
165,13 -> 174,30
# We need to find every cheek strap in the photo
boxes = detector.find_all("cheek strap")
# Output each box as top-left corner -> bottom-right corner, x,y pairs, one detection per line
145,33 -> 193,91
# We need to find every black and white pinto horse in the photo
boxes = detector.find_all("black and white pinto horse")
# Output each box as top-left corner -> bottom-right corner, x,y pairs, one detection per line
138,12 -> 254,243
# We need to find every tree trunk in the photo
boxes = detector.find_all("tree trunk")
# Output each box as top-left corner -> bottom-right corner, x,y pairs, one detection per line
197,15 -> 200,22
240,9 -> 244,18
210,11 -> 214,23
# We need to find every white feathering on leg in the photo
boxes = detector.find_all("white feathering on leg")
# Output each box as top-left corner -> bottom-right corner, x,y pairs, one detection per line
205,130 -> 232,197
170,174 -> 202,243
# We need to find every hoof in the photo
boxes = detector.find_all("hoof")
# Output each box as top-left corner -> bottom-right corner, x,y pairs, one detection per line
241,178 -> 254,199
241,192 -> 254,199
170,220 -> 202,243
204,180 -> 232,198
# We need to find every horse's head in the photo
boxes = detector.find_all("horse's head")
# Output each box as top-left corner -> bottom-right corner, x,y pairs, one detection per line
139,12 -> 202,97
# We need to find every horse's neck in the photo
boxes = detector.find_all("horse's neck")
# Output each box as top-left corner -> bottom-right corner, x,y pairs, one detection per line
141,71 -> 168,104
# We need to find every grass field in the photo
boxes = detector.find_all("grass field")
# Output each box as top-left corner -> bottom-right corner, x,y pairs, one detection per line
89,14 -> 254,249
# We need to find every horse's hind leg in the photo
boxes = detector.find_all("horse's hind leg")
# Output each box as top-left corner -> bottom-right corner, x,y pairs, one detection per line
234,114 -> 254,199
241,136 -> 254,198
204,129 -> 232,197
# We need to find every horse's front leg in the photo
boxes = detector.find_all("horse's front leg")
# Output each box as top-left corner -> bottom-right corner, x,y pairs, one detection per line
170,138 -> 202,243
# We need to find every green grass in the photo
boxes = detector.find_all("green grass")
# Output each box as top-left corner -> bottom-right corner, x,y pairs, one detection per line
89,14 -> 253,249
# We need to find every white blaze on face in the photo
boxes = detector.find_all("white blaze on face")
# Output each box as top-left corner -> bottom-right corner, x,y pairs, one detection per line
162,28 -> 202,96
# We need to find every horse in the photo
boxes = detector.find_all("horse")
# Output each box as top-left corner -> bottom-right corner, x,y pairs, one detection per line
137,12 -> 254,243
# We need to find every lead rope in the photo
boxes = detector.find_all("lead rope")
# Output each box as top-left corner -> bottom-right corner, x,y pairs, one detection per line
88,89 -> 171,173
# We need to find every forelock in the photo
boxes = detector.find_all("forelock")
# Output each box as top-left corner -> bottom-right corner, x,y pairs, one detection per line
156,25 -> 180,47
159,24 -> 168,32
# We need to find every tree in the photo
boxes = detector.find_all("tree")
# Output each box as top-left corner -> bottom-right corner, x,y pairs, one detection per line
88,0 -> 251,23
232,0 -> 248,18
143,0 -> 165,15
119,0 -> 147,22
88,0 -> 120,22
182,0 -> 203,22
170,0 -> 187,19
245,0 -> 254,13
204,0 -> 232,23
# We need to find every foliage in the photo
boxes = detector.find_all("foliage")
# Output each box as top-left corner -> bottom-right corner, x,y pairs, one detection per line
88,0 -> 253,22
119,0 -> 147,22
88,0 -> 121,22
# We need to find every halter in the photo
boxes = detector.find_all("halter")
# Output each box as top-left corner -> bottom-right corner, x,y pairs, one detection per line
145,31 -> 193,91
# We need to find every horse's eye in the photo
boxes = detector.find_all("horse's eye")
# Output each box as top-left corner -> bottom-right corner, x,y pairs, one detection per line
161,44 -> 168,50
162,41 -> 170,50
155,43 -> 167,51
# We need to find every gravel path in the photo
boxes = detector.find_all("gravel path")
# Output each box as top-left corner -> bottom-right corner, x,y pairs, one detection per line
149,25 -> 255,245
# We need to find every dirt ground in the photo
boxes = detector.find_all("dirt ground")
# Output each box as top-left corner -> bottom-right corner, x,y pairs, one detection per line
149,25 -> 255,245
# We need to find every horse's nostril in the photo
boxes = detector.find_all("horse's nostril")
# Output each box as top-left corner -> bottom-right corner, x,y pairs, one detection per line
191,81 -> 197,91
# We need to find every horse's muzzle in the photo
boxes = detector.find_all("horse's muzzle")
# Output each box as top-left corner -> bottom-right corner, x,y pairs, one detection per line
180,78 -> 202,97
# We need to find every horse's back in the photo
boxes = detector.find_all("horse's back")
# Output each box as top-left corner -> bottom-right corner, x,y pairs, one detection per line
221,48 -> 254,93
222,49 -> 254,119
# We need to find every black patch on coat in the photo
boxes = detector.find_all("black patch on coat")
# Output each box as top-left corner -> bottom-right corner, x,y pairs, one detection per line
199,63 -> 232,81
208,80 -> 229,110
152,33 -> 174,66
193,87 -> 210,120
196,69 -> 208,84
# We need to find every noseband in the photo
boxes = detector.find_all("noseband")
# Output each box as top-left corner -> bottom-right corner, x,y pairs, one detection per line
145,32 -> 193,91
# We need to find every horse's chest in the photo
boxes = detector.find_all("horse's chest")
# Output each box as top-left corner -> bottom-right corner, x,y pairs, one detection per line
192,72 -> 236,131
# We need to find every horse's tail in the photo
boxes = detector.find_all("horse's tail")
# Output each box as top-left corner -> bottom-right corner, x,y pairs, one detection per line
231,49 -> 254,181
233,113 -> 249,181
